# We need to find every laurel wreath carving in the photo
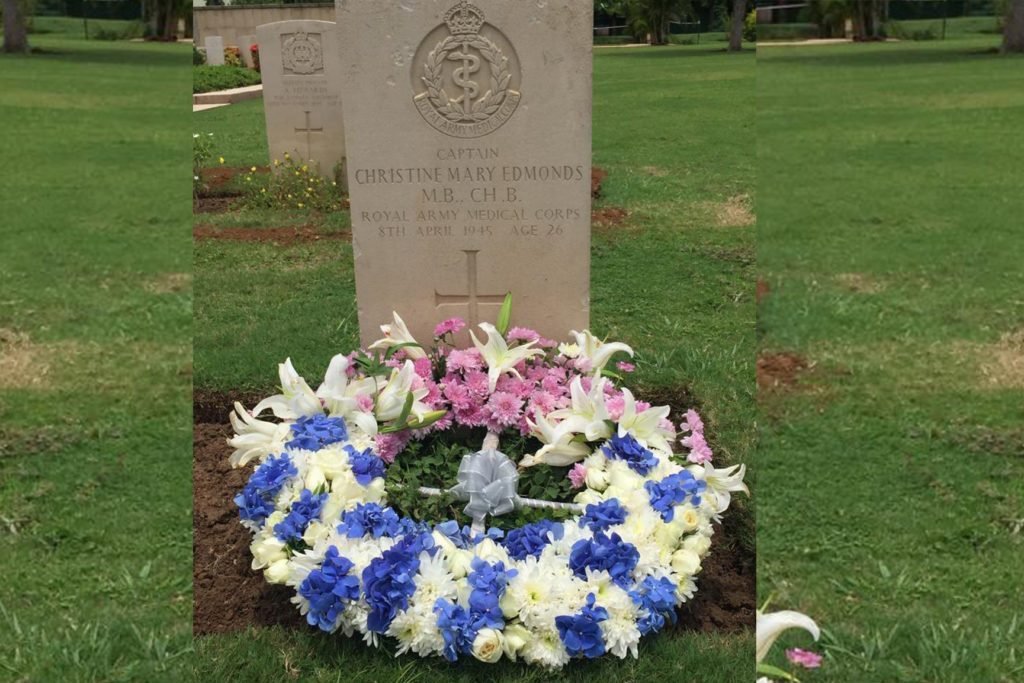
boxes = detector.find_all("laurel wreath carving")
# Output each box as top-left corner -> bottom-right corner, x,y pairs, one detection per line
283,34 -> 324,75
421,35 -> 512,123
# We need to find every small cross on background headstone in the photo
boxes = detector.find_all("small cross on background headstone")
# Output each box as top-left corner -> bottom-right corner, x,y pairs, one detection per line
294,110 -> 324,161
434,250 -> 507,328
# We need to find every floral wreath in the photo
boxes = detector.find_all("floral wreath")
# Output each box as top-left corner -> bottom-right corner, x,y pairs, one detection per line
229,308 -> 747,668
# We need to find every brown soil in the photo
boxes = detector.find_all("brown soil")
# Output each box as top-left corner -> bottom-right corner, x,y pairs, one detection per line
194,422 -> 304,635
201,166 -> 270,194
592,207 -> 629,228
756,279 -> 770,305
193,225 -> 349,245
757,352 -> 810,392
591,166 -> 607,199
193,196 -> 240,214
193,384 -> 754,635
675,516 -> 755,632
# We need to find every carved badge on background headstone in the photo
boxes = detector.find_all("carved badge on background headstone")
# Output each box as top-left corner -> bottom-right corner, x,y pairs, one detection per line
281,31 -> 324,75
412,0 -> 522,138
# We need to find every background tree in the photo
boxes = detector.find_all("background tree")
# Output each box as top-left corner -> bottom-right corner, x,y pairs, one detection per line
1005,0 -> 1024,51
597,0 -> 692,45
2,0 -> 30,53
728,0 -> 748,49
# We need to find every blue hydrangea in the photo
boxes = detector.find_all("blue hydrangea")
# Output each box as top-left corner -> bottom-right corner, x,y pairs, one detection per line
435,520 -> 473,549
467,558 -> 517,629
630,576 -> 678,635
286,414 -> 349,452
345,444 -> 386,485
603,432 -> 659,475
274,489 -> 328,543
298,546 -> 361,632
363,533 -> 433,632
235,454 -> 296,525
644,471 -> 706,522
434,598 -> 477,661
503,519 -> 564,560
556,593 -> 609,658
337,502 -> 401,539
579,499 -> 628,533
568,532 -> 640,588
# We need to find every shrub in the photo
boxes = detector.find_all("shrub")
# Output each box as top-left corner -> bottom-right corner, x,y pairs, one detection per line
225,46 -> 242,67
242,154 -> 345,212
744,10 -> 757,42
193,132 -> 216,197
250,43 -> 260,71
193,43 -> 206,65
193,65 -> 261,94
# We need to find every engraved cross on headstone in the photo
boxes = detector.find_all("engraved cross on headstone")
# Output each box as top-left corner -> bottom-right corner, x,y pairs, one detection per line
294,110 -> 324,161
435,250 -> 506,328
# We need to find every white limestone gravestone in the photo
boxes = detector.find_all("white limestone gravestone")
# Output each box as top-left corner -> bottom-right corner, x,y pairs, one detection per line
255,20 -> 346,182
335,0 -> 593,347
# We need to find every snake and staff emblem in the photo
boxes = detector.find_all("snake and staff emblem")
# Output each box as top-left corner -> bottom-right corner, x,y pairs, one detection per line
412,1 -> 522,138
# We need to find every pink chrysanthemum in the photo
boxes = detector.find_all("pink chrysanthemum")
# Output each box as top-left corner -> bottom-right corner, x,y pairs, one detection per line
568,463 -> 587,489
680,408 -> 705,435
413,356 -> 433,378
506,326 -> 541,343
616,361 -> 636,373
375,433 -> 408,464
487,391 -> 524,427
356,395 -> 374,412
606,393 -> 626,421
446,349 -> 482,373
434,318 -> 466,337
683,430 -> 714,464
786,648 -> 823,669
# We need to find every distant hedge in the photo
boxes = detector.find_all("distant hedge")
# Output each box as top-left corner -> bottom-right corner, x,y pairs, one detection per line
193,65 -> 262,94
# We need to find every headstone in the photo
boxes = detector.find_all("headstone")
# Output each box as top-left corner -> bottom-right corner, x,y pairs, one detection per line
239,34 -> 257,68
255,21 -> 346,183
336,0 -> 593,347
204,35 -> 225,66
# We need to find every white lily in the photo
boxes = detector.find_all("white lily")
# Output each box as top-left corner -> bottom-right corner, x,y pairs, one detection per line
470,322 -> 544,393
548,376 -> 613,442
570,329 -> 634,375
756,610 -> 820,664
227,402 -> 291,467
367,311 -> 426,360
316,354 -> 379,415
375,360 -> 430,422
521,412 -> 591,467
252,358 -> 322,419
616,388 -> 673,454
688,462 -> 749,514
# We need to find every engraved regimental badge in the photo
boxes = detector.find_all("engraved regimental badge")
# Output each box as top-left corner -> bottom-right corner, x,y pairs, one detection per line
281,31 -> 324,75
412,1 -> 522,138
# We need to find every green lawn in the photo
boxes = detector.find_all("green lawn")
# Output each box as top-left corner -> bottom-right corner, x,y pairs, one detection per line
757,38 -> 1024,681
194,42 -> 756,681
0,33 -> 192,682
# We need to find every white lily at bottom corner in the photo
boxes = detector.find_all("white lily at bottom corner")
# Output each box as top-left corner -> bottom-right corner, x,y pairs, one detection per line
227,401 -> 291,468
688,462 -> 749,515
756,608 -> 821,682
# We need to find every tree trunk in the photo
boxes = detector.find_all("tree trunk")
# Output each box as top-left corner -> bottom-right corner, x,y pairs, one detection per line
729,0 -> 745,50
2,0 -> 30,53
1004,0 -> 1024,52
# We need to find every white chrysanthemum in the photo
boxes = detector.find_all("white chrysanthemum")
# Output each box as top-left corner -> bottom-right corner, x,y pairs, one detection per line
502,555 -> 575,627
599,584 -> 641,659
412,550 -> 457,607
676,575 -> 698,602
520,619 -> 571,669
387,602 -> 445,656
545,521 -> 591,557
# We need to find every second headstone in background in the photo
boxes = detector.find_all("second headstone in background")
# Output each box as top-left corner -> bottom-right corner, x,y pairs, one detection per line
336,0 -> 593,347
255,21 -> 346,183
204,35 -> 225,66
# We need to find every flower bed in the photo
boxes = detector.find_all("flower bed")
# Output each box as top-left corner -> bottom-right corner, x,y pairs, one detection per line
229,311 -> 747,667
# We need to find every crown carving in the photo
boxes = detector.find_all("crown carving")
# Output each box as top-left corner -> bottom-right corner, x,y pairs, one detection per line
444,1 -> 485,36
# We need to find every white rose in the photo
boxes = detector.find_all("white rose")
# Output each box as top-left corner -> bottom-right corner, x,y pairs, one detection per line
446,549 -> 474,579
501,623 -> 531,661
303,520 -> 331,547
678,506 -> 700,532
682,533 -> 712,557
304,465 -> 327,492
585,466 -> 610,491
265,559 -> 291,584
606,461 -> 643,489
574,489 -> 605,506
312,448 -> 349,479
475,538 -> 510,565
471,628 -> 504,663
251,536 -> 287,569
671,549 -> 701,576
